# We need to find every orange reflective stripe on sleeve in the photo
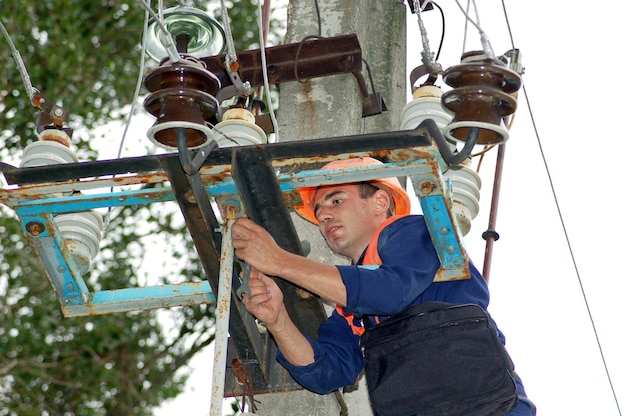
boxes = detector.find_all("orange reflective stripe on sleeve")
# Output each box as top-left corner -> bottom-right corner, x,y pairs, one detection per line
336,305 -> 365,336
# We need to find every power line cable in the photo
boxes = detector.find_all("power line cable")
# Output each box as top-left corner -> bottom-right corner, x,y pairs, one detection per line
256,0 -> 279,142
102,6 -> 153,236
0,19 -> 38,101
137,0 -> 182,63
499,1 -> 622,414
454,0 -> 498,63
117,8 -> 151,159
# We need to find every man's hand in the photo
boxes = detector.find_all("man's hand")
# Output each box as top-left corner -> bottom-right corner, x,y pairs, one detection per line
240,267 -> 315,366
232,218 -> 285,278
240,268 -> 285,329
231,217 -> 348,306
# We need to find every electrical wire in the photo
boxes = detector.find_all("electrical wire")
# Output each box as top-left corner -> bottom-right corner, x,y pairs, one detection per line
431,2 -> 445,62
0,19 -> 38,101
137,0 -> 182,63
117,9 -> 150,159
256,0 -> 280,142
219,0 -> 238,63
453,0 -> 498,63
498,1 -> 622,414
102,5 -> 153,236
415,0 -> 435,67
521,84 -> 623,416
313,0 -> 322,37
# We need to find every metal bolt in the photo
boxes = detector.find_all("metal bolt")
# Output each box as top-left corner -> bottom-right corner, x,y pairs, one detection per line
447,245 -> 455,254
420,181 -> 434,195
54,108 -> 64,117
440,227 -> 449,235
26,221 -> 46,236
66,283 -> 75,292
57,266 -> 66,273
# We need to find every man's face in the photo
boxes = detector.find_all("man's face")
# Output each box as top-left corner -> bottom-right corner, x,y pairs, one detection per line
312,184 -> 381,262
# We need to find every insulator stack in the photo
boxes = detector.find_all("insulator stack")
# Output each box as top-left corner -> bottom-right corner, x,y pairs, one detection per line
443,165 -> 481,236
441,51 -> 522,145
214,108 -> 267,148
401,84 -> 453,131
143,60 -> 221,149
20,129 -> 103,274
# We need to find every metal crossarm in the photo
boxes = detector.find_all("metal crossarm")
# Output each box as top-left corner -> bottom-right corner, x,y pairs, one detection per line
0,122 -> 471,395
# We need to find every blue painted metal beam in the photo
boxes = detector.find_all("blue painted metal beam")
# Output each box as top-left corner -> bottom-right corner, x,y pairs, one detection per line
64,282 -> 214,317
2,126 -> 471,318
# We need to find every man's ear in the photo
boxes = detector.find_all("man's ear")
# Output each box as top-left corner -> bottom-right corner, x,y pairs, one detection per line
373,189 -> 392,215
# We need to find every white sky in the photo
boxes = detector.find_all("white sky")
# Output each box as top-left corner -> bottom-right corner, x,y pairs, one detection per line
429,2 -> 626,416
152,1 -> 626,415
9,1 -> 624,415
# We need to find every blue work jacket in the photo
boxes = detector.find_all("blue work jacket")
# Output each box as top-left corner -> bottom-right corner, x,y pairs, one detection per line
277,215 -> 491,394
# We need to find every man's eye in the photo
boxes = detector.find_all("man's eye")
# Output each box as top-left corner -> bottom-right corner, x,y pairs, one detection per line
332,198 -> 342,205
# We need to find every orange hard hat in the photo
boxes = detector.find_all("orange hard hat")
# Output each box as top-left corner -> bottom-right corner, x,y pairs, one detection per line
294,157 -> 411,224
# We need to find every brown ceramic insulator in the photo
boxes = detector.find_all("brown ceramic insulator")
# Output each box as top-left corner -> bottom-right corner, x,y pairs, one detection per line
144,88 -> 219,148
442,57 -> 522,145
143,63 -> 221,95
143,63 -> 221,148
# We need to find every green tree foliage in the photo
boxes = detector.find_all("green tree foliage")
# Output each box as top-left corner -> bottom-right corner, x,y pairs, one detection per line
0,201 -> 216,415
0,0 -> 284,414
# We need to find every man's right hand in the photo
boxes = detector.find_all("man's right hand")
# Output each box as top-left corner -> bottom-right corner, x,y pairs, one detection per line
240,267 -> 286,329
241,267 -> 316,367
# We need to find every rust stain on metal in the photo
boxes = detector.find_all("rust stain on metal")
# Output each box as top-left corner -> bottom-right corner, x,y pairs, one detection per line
218,289 -> 231,314
369,150 -> 392,160
184,190 -> 197,204
296,287 -> 314,299
199,172 -> 232,183
389,147 -> 434,162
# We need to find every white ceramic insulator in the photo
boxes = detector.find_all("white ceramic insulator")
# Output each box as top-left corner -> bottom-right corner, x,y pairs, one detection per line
443,165 -> 482,236
400,85 -> 454,131
20,138 -> 78,168
214,109 -> 267,148
55,210 -> 104,275
442,119 -> 510,145
20,130 -> 103,274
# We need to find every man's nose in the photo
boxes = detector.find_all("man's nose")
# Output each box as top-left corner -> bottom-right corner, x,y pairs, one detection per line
316,205 -> 332,223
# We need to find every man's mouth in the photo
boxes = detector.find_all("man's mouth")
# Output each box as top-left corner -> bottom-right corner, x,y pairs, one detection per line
325,224 -> 341,239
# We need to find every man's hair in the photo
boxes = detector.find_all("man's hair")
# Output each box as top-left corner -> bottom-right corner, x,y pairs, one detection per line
357,182 -> 394,218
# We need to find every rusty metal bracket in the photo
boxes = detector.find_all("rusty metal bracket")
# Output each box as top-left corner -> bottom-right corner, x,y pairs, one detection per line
202,34 -> 384,118
31,93 -> 73,137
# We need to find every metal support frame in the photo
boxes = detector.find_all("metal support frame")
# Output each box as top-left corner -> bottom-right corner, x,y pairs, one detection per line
0,121 -> 470,396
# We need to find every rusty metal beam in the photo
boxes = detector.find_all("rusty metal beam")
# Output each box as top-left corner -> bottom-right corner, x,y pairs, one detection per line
201,34 -> 362,89
2,128 -> 432,187
160,153 -> 277,393
231,146 -> 328,337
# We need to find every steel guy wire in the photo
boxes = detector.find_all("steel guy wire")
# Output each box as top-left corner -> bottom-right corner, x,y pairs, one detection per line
499,1 -> 622,413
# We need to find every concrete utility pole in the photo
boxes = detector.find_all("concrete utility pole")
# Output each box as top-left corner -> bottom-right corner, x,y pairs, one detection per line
252,1 -> 407,415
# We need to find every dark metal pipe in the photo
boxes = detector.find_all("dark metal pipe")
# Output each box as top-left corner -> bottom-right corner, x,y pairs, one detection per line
481,143 -> 506,283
